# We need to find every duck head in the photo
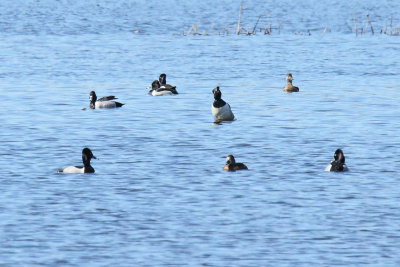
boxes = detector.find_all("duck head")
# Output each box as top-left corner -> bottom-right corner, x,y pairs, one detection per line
226,155 -> 236,165
334,149 -> 345,163
82,147 -> 96,166
159,73 -> 167,85
151,80 -> 161,90
89,91 -> 97,109
286,73 -> 293,83
212,86 -> 222,100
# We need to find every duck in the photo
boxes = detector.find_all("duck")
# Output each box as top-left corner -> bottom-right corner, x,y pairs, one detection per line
159,73 -> 178,91
283,73 -> 299,92
223,155 -> 248,172
148,80 -> 178,96
211,86 -> 235,122
325,149 -> 349,172
58,148 -> 96,173
89,91 -> 124,109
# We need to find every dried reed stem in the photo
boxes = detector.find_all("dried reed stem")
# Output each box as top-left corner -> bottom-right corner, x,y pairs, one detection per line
252,15 -> 262,34
384,21 -> 387,34
354,17 -> 358,36
186,25 -> 193,36
193,23 -> 197,35
366,14 -> 374,35
236,1 -> 243,35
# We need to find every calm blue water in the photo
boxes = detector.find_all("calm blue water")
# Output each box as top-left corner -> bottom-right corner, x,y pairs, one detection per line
1,0 -> 400,266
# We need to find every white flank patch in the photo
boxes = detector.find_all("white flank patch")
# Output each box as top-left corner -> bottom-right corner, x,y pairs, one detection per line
62,166 -> 85,173
152,90 -> 173,96
96,101 -> 117,109
211,104 -> 234,121
324,165 -> 332,172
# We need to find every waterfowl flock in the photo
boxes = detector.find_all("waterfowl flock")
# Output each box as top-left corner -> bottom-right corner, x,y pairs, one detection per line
60,73 -> 348,174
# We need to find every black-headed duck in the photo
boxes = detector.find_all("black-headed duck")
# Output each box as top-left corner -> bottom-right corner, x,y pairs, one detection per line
90,91 -> 124,109
325,149 -> 349,172
211,86 -> 235,122
158,73 -> 177,91
58,148 -> 96,174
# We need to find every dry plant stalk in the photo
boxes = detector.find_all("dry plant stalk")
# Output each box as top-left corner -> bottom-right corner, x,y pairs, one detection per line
252,15 -> 262,34
354,17 -> 358,36
193,23 -> 197,35
366,14 -> 374,35
186,25 -> 193,36
236,1 -> 243,35
180,13 -> 398,37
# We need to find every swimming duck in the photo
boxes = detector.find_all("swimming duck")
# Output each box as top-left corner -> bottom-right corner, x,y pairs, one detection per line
89,91 -> 124,109
211,86 -> 235,122
283,73 -> 299,92
148,80 -> 178,96
159,73 -> 177,91
325,149 -> 349,172
58,148 -> 96,173
223,155 -> 248,172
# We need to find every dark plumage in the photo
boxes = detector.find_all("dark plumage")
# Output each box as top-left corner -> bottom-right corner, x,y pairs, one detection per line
159,73 -> 178,92
158,73 -> 177,90
223,155 -> 248,172
212,87 -> 227,108
326,149 -> 348,172
97,95 -> 117,101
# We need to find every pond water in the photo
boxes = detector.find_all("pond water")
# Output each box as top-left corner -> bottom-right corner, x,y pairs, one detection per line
1,0 -> 400,266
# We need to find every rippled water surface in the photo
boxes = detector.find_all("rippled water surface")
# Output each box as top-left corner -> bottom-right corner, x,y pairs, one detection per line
1,0 -> 400,266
